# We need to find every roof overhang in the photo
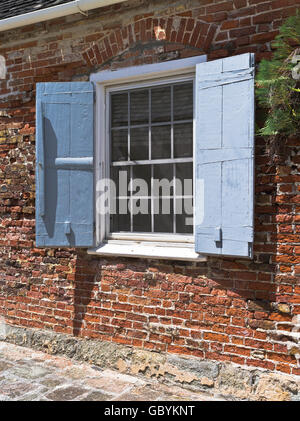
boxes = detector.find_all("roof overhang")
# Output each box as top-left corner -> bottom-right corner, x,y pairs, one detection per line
0,0 -> 127,32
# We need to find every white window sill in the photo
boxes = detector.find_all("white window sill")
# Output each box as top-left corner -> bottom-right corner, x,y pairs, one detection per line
87,241 -> 207,262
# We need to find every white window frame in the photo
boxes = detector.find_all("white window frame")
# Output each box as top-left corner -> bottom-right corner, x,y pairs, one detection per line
88,56 -> 207,261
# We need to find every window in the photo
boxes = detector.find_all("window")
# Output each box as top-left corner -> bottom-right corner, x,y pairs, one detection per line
93,57 -> 208,260
109,80 -> 194,238
36,54 -> 255,260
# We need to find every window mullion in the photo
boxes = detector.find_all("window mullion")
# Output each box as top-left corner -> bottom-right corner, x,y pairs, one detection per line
172,163 -> 175,234
151,164 -> 154,233
130,165 -> 133,233
171,85 -> 176,234
128,92 -> 133,233
149,88 -> 154,233
149,88 -> 151,161
128,92 -> 130,161
111,119 -> 193,131
171,84 -> 174,160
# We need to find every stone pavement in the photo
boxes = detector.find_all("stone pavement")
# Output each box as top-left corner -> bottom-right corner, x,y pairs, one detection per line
0,341 -> 224,401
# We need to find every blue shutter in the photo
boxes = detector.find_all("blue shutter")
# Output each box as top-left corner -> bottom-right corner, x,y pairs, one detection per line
36,82 -> 94,247
195,53 -> 255,258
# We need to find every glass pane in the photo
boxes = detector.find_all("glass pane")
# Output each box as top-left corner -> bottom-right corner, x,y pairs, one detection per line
132,165 -> 151,197
176,162 -> 193,196
111,198 -> 130,232
175,198 -> 193,234
111,93 -> 128,127
111,166 -> 129,198
151,86 -> 171,123
174,123 -> 193,158
111,167 -> 130,232
130,127 -> 149,160
132,199 -> 151,232
151,125 -> 171,159
154,198 -> 173,233
111,129 -> 128,161
153,164 -> 174,197
130,90 -> 149,125
173,83 -> 193,121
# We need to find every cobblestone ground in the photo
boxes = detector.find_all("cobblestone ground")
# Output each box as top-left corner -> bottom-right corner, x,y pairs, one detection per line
0,341 -> 224,401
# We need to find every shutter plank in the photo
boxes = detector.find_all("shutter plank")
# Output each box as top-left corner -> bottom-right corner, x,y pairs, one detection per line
195,53 -> 255,258
36,82 -> 94,247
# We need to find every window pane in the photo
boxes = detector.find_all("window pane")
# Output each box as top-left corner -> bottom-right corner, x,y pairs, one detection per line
175,198 -> 193,234
154,198 -> 173,233
111,199 -> 130,232
130,127 -> 149,160
151,86 -> 171,123
153,164 -> 174,197
111,167 -> 130,232
111,166 -> 130,200
132,199 -> 151,232
173,83 -> 193,121
176,162 -> 193,196
111,129 -> 128,161
132,165 -> 151,197
111,93 -> 128,127
151,125 -> 171,159
130,90 -> 149,125
174,123 -> 193,158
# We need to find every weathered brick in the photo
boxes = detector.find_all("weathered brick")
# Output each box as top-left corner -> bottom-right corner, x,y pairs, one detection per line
0,0 -> 298,380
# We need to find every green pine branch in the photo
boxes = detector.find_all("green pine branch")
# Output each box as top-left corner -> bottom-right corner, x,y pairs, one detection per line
256,11 -> 300,138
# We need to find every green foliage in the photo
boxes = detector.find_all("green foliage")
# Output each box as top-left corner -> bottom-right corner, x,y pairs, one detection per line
256,12 -> 300,138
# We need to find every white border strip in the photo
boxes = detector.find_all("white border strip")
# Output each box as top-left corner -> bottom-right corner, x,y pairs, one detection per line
90,55 -> 207,85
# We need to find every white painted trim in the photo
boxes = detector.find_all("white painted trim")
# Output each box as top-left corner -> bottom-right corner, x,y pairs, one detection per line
108,232 -> 194,243
111,157 -> 193,166
95,83 -> 107,245
88,242 -> 207,262
90,56 -> 207,86
91,55 -> 207,259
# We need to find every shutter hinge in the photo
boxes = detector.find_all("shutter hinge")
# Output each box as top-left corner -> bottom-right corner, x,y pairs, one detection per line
64,221 -> 71,235
214,227 -> 222,247
248,242 -> 253,258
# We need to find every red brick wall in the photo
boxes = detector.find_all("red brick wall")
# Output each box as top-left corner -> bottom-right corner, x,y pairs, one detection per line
0,0 -> 300,376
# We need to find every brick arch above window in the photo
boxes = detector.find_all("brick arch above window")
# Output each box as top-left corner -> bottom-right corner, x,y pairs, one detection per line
81,16 -> 218,68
